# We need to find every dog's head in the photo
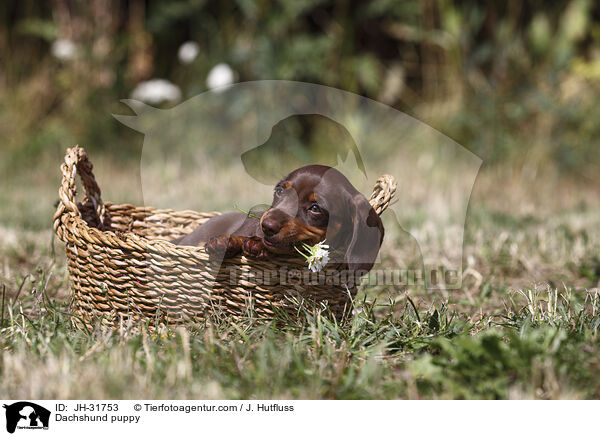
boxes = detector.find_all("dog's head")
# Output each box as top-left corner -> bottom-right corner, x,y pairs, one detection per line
259,165 -> 384,275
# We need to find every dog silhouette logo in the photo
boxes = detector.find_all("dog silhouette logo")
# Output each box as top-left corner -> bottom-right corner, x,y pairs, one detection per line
240,114 -> 367,184
3,402 -> 50,433
116,80 -> 482,290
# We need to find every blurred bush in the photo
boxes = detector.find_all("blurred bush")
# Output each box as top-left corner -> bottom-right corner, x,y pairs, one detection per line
1,0 -> 600,177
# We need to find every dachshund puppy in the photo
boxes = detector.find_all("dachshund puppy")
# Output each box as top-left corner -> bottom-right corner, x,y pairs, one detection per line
175,165 -> 384,275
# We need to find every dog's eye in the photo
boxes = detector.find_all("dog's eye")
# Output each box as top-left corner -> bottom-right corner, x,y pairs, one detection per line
309,204 -> 321,213
274,187 -> 283,197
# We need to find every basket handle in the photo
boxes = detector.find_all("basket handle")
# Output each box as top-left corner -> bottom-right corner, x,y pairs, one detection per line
369,174 -> 397,216
55,145 -> 106,227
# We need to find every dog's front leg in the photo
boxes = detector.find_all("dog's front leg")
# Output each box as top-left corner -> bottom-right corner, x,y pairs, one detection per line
205,236 -> 271,259
242,237 -> 271,259
205,235 -> 246,258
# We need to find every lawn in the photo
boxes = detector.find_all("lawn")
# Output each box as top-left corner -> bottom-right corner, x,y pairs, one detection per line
2,156 -> 600,400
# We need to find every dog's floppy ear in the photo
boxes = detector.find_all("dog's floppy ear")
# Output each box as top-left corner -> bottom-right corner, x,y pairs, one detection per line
344,193 -> 384,276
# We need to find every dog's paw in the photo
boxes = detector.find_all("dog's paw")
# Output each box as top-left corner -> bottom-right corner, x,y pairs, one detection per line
205,236 -> 241,258
242,237 -> 271,259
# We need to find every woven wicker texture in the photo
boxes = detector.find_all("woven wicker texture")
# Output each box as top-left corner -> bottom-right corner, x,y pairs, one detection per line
53,146 -> 397,328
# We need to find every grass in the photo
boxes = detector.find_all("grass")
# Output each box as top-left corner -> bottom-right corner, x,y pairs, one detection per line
2,264 -> 600,399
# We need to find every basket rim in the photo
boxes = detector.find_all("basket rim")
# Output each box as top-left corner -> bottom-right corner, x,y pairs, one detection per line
56,211 -> 314,268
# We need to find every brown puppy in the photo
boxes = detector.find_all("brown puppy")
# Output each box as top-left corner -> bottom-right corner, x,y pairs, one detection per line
175,165 -> 384,275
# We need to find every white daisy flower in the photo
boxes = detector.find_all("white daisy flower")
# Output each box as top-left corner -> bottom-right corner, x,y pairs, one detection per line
51,38 -> 77,61
206,63 -> 234,91
296,241 -> 330,272
178,41 -> 199,64
130,79 -> 182,104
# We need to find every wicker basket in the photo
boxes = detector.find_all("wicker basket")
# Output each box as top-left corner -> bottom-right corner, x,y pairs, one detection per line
53,146 -> 396,328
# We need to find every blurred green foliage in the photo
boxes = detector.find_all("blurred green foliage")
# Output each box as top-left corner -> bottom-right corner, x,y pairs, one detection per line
1,0 -> 600,176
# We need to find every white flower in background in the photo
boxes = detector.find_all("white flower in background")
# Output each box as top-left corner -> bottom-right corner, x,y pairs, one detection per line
51,38 -> 77,61
178,41 -> 199,64
206,63 -> 234,91
130,79 -> 182,104
296,241 -> 330,272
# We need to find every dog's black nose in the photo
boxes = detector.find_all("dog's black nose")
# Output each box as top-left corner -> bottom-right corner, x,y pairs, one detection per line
261,216 -> 282,237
